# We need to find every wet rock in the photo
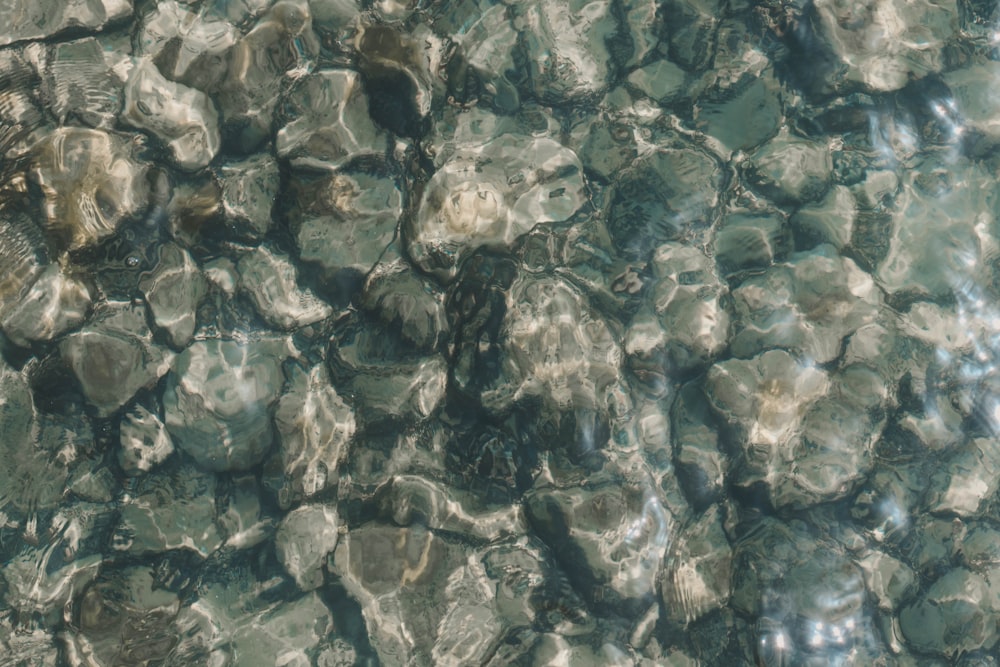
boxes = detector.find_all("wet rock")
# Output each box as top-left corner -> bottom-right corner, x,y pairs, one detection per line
44,37 -> 123,129
670,383 -> 725,508
690,20 -> 782,153
627,60 -> 687,105
729,246 -> 881,363
275,504 -> 339,591
60,303 -> 173,417
746,130 -> 833,205
218,475 -> 274,550
215,154 -> 279,241
360,254 -> 448,351
731,519 -> 869,664
925,438 -> 1000,517
662,0 -> 722,71
123,59 -> 221,171
331,522 -> 499,665
237,245 -> 333,330
620,0 -> 663,68
29,127 -> 149,252
791,184 -> 856,250
858,549 -> 916,612
113,464 -> 222,557
525,479 -> 673,614
2,549 -> 102,621
445,3 -> 520,111
290,167 -> 402,279
0,364 -> 69,516
140,243 -> 207,348
274,363 -> 355,506
1,264 -> 91,347
575,108 -> 639,183
806,0 -> 956,94
713,208 -> 788,275
377,475 -> 526,541
519,0 -> 617,103
408,133 -> 585,281
627,244 -> 729,378
944,60 -> 1000,155
0,210 -> 46,323
68,567 -> 180,665
172,579 -> 333,667
356,23 -> 444,136
899,568 -> 999,657
482,273 -> 622,416
660,506 -> 731,624
276,69 -> 388,170
0,0 -> 132,48
329,321 -> 447,422
164,338 -> 293,471
607,147 -> 723,259
119,404 -> 174,475
877,158 -> 998,299
0,623 -> 58,667
138,0 -> 238,92
219,0 -> 320,152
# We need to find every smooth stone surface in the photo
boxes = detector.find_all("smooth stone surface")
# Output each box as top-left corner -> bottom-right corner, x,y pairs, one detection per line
123,59 -> 221,171
164,338 -> 293,471
140,243 -> 207,348
1,264 -> 91,347
0,0 -> 132,47
275,504 -> 339,591
237,245 -> 333,330
276,69 -> 387,170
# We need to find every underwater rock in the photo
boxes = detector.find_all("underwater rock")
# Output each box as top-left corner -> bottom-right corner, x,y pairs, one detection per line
525,479 -> 673,615
60,303 -> 173,417
290,167 -> 402,279
329,321 -> 447,422
140,243 -> 207,348
660,505 -> 731,625
0,0 -> 132,48
360,254 -> 448,351
877,157 -> 998,299
807,0 -> 956,94
607,147 -> 723,258
670,383 -> 725,508
275,503 -> 339,591
331,522 -> 505,665
731,519 -> 869,664
119,403 -> 174,475
216,154 -> 279,241
274,363 -> 355,506
355,23 -> 444,136
29,127 -> 149,252
445,3 -> 520,111
408,133 -> 586,280
620,0 -> 663,69
3,548 -> 101,621
482,273 -> 622,416
627,243 -> 729,378
171,578 -> 333,667
44,37 -> 123,129
123,58 -> 220,171
0,210 -> 46,324
790,184 -> 856,250
164,338 -> 293,471
661,0 -> 722,72
746,130 -> 833,205
219,0 -> 320,152
276,69 -> 387,170
113,464 -> 222,557
899,568 -> 999,657
138,0 -> 238,92
66,567 -> 180,666
944,60 -> 1000,155
519,0 -> 616,103
729,245 -> 881,363
924,437 -> 1000,517
1,264 -> 91,347
713,208 -> 788,275
237,245 -> 333,330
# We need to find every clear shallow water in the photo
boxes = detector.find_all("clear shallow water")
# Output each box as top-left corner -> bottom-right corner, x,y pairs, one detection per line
1,0 -> 1000,665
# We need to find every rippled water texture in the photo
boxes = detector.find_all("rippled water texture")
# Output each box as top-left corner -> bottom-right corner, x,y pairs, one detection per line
4,0 -> 1000,665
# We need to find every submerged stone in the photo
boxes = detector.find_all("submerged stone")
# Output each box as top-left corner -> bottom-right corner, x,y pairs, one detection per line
237,245 -> 333,330
1,264 -> 91,347
29,127 -> 149,252
123,59 -> 221,171
140,243 -> 207,348
164,338 -> 293,471
0,0 -> 132,48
